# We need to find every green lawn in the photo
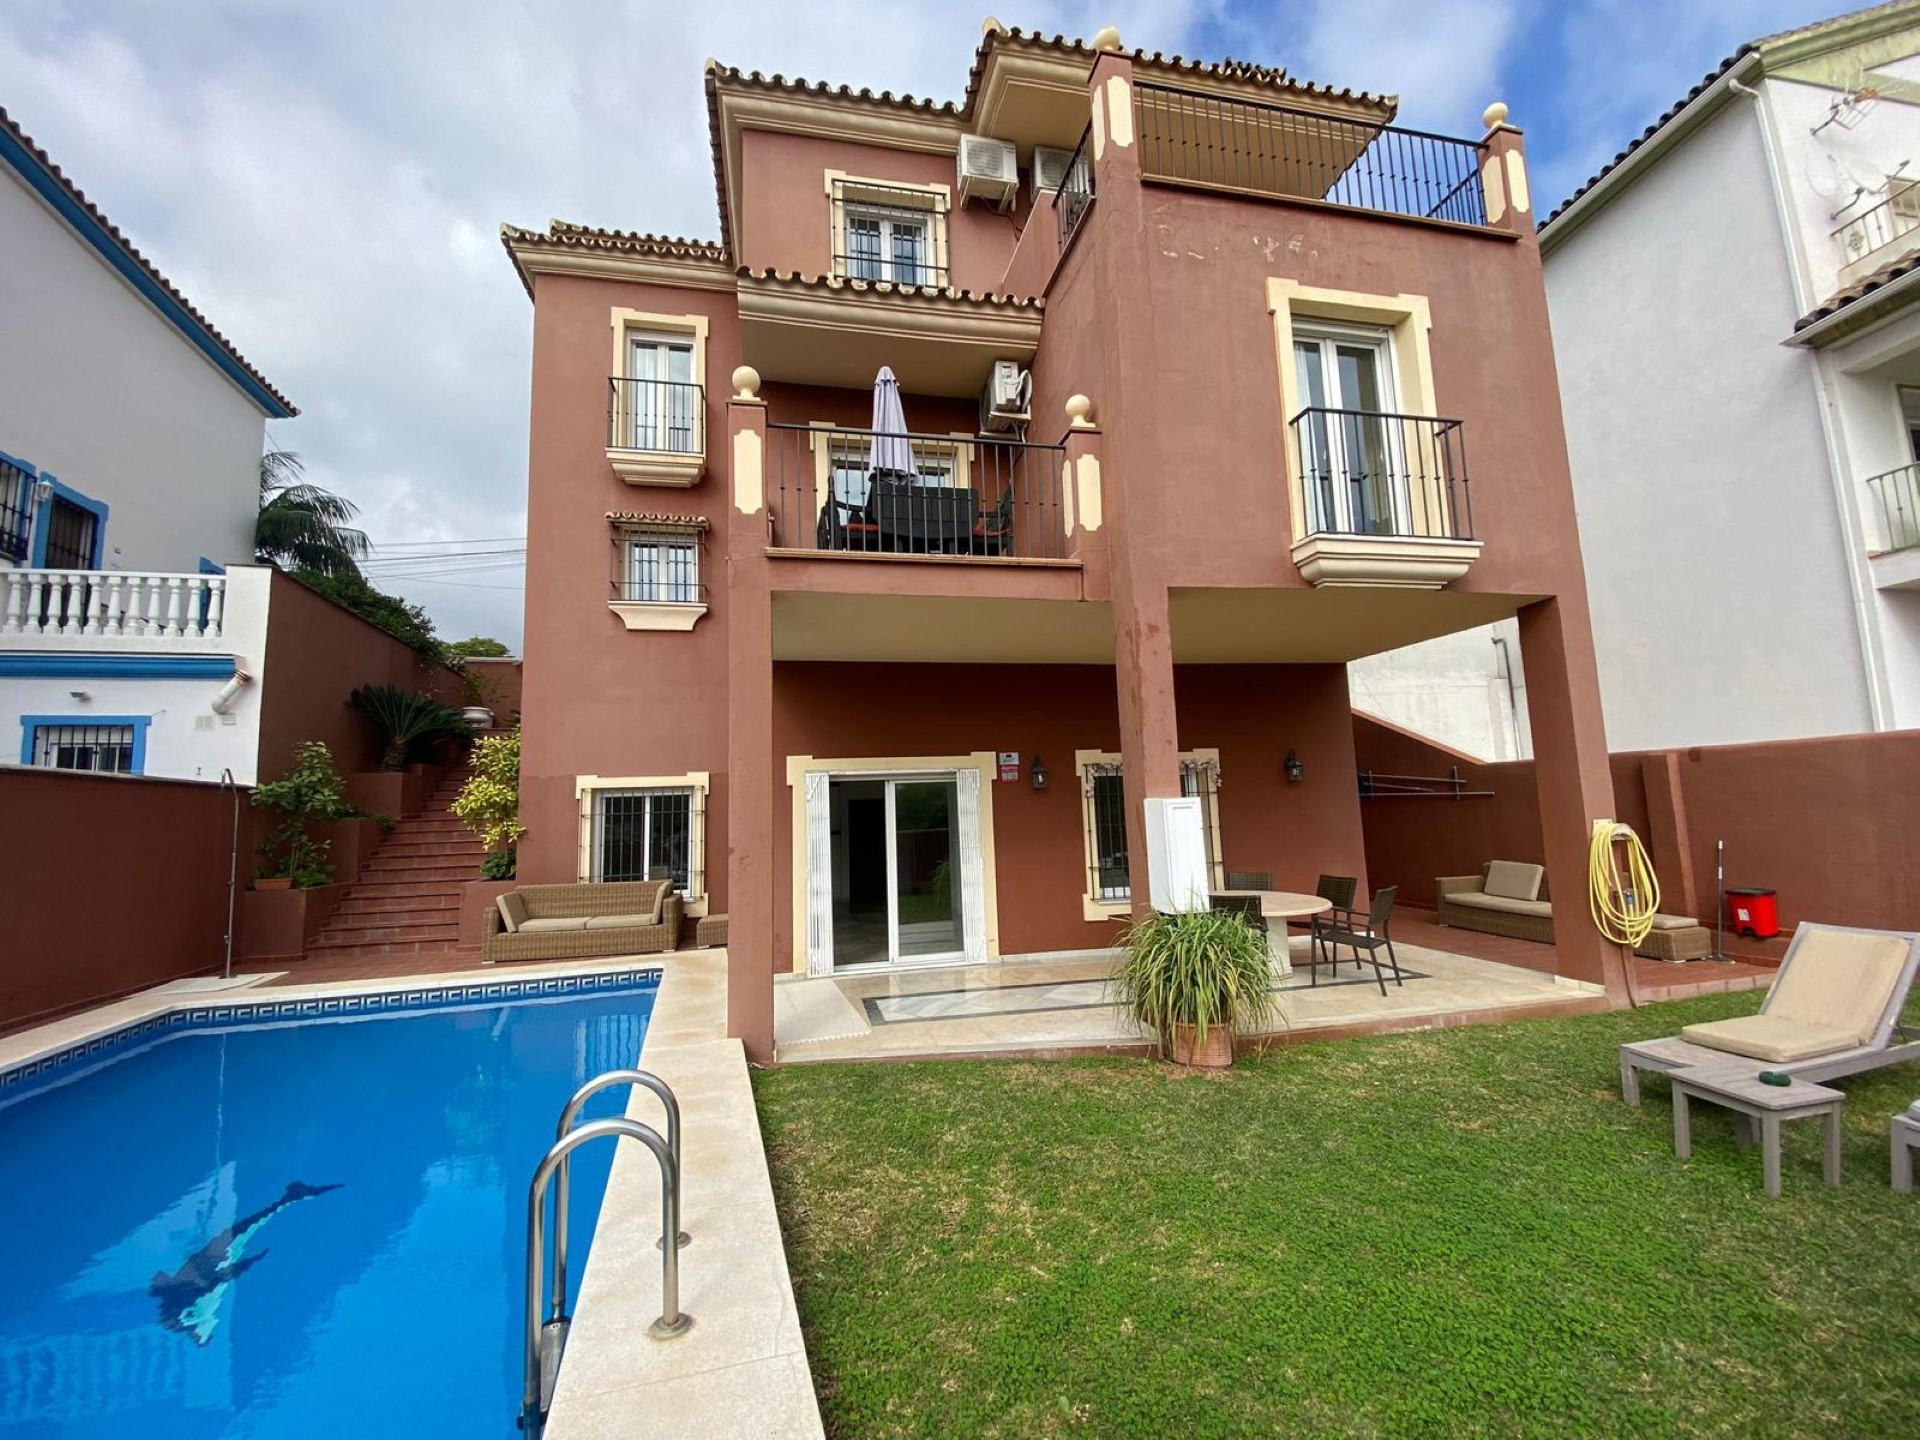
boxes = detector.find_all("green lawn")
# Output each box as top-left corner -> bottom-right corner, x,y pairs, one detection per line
754,992 -> 1920,1439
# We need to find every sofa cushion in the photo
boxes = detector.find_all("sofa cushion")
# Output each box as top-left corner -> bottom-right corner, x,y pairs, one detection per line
1679,1014 -> 1857,1063
1650,913 -> 1699,930
1448,890 -> 1552,917
497,892 -> 529,933
517,916 -> 591,934
583,913 -> 657,931
1765,929 -> 1911,1044
1484,861 -> 1545,902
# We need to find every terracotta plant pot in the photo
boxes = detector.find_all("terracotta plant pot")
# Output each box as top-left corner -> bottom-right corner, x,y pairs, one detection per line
253,877 -> 293,892
1170,1023 -> 1235,1069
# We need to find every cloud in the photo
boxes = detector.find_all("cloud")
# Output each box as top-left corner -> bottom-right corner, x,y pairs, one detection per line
0,1 -> 1210,648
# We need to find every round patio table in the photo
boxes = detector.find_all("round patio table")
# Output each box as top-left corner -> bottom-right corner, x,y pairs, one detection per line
1209,890 -> 1333,977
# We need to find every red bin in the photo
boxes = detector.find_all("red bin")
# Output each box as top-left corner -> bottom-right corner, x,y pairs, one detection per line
1726,887 -> 1779,940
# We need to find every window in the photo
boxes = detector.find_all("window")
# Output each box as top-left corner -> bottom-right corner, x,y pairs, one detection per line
620,531 -> 700,605
585,783 -> 707,897
0,453 -> 32,562
1292,323 -> 1404,536
828,176 -> 949,287
23,720 -> 144,774
624,334 -> 698,453
1075,750 -> 1224,914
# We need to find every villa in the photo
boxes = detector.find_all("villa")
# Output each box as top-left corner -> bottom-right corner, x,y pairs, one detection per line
502,20 -> 1628,1060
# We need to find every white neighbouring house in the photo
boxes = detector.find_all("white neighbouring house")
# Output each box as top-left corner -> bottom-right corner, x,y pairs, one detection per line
1354,1 -> 1920,756
0,104 -> 299,784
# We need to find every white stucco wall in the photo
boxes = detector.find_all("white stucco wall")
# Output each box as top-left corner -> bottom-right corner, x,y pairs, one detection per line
1348,617 -> 1530,762
1544,95 -> 1872,751
0,164 -> 268,573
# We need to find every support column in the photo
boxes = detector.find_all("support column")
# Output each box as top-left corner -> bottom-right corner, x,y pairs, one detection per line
1063,394 -> 1107,599
1115,578 -> 1180,918
724,367 -> 776,1060
1639,751 -> 1700,920
1518,594 -> 1630,1001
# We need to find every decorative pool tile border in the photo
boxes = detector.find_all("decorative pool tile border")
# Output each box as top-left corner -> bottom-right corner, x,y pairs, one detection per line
0,966 -> 664,1099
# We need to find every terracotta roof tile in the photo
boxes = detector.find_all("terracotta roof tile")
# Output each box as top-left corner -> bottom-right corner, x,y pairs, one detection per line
1795,250 -> 1920,333
735,266 -> 1043,308
0,105 -> 295,417
606,510 -> 709,530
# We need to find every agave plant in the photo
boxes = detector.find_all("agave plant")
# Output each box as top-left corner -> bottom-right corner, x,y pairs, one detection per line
1112,906 -> 1280,1066
349,684 -> 473,771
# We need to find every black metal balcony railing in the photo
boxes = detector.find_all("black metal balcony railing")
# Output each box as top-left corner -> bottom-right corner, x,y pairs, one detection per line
608,378 -> 704,454
1288,409 -> 1473,540
1055,126 -> 1094,249
767,423 -> 1070,560
1867,461 -> 1920,553
1134,83 -> 1489,228
830,179 -> 949,288
0,454 -> 32,562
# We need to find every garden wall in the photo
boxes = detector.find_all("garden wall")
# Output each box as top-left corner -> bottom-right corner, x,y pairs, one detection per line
1354,715 -> 1920,937
0,769 -> 239,1030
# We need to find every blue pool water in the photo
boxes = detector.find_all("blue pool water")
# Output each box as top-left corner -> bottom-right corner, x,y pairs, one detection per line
0,979 -> 658,1438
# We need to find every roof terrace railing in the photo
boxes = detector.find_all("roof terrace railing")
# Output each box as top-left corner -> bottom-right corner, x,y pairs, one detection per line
1133,83 -> 1489,228
1866,461 -> 1920,554
1832,179 -> 1920,272
1055,125 -> 1094,250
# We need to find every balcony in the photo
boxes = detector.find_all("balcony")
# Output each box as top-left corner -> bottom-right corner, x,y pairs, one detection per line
1286,410 -> 1481,588
0,569 -> 235,651
765,424 -> 1071,561
1833,180 -> 1920,285
1133,84 -> 1492,230
606,378 -> 706,486
1865,461 -> 1920,590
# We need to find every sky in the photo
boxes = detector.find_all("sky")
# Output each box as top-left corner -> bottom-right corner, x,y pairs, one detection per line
0,0 -> 1845,651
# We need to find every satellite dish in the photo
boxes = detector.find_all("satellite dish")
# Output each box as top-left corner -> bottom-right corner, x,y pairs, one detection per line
1806,151 -> 1853,203
1843,153 -> 1897,196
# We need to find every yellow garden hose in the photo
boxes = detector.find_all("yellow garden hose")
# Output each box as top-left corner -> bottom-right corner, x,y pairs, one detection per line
1588,819 -> 1660,950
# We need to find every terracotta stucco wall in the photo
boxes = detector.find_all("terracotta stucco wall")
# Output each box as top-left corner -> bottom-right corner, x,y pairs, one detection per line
465,657 -> 523,723
1,770 -> 237,1029
738,131 -> 1027,292
517,272 -> 743,889
770,660 -> 1364,963
1354,714 -> 1920,933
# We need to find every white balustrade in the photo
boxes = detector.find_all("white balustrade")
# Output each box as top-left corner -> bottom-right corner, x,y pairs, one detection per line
0,569 -> 228,645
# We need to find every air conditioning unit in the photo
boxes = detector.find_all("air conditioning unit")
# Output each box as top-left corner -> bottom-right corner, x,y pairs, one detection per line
979,361 -> 1032,434
1031,145 -> 1084,198
957,134 -> 1018,212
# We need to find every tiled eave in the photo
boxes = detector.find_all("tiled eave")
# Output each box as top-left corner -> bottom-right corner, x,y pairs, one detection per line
1792,252 -> 1920,347
500,220 -> 733,298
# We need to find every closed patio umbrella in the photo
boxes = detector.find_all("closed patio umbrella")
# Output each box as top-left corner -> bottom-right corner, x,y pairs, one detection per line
866,364 -> 918,490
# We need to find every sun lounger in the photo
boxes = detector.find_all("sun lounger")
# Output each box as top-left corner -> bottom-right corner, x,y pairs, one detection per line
1619,923 -> 1920,1105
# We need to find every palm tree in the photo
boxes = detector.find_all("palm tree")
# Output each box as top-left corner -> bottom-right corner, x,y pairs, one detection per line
256,448 -> 370,577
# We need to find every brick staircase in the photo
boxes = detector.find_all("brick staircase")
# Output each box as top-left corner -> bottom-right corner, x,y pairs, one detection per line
307,762 -> 482,960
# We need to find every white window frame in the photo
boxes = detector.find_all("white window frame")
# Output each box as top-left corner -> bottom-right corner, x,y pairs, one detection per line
28,721 -> 138,774
825,172 -> 950,289
843,206 -> 931,285
623,333 -> 699,454
621,530 -> 700,605
574,772 -> 710,912
1291,321 -> 1408,537
1073,748 -> 1224,920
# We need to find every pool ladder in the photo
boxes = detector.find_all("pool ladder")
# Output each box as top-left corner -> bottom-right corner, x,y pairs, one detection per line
519,1069 -> 691,1438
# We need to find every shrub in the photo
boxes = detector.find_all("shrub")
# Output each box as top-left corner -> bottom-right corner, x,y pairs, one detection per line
453,727 -> 526,871
253,741 -> 359,887
349,684 -> 473,771
1112,906 -> 1280,1054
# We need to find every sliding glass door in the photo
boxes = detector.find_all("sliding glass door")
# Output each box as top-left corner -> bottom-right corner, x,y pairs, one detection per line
821,772 -> 971,969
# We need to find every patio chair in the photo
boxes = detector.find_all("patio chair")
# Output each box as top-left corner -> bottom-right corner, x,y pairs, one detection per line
1224,870 -> 1273,891
1312,885 -> 1402,997
817,502 -> 881,552
1211,893 -> 1267,938
1619,923 -> 1920,1106
971,487 -> 1016,556
1299,873 -> 1358,968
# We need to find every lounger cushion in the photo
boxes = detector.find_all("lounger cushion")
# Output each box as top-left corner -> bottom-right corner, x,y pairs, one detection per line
583,913 -> 656,930
496,892 -> 529,933
1447,891 -> 1553,917
516,916 -> 592,933
1650,913 -> 1699,930
1679,1014 -> 1858,1063
1765,929 -> 1911,1044
1484,861 -> 1545,902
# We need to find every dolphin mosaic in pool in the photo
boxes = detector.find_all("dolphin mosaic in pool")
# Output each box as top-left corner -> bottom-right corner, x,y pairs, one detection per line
149,1180 -> 342,1345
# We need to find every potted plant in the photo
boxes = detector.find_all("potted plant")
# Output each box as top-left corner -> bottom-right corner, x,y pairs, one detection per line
1113,907 -> 1281,1068
451,726 -> 526,879
253,741 -> 359,889
349,683 -> 474,771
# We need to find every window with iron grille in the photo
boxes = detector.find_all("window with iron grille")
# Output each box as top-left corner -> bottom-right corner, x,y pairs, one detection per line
592,786 -> 700,893
829,177 -> 948,287
29,723 -> 137,774
0,455 -> 31,563
618,531 -> 700,604
1079,751 -> 1223,906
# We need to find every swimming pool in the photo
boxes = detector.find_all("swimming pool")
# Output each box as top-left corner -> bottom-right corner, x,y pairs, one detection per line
0,973 -> 660,1438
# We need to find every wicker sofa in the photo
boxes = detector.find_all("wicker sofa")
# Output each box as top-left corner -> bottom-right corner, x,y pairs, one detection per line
1437,860 -> 1713,959
482,880 -> 682,964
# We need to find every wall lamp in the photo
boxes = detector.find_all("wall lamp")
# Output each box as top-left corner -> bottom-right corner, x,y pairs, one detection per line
1283,748 -> 1304,784
1030,754 -> 1050,791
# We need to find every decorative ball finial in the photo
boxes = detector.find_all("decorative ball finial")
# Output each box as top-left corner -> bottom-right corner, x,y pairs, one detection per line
1092,25 -> 1122,52
1065,393 -> 1095,429
1482,100 -> 1510,130
731,365 -> 761,399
